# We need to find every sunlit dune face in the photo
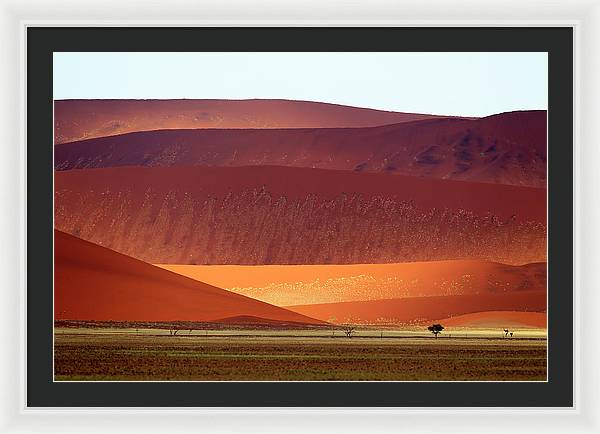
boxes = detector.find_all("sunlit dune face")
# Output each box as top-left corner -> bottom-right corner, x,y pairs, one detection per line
157,261 -> 546,306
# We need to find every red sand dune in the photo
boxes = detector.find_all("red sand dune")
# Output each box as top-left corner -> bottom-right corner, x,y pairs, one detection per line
54,99 -> 449,144
54,229 -> 324,324
55,110 -> 547,187
157,261 -> 547,306
437,311 -> 547,328
286,291 -> 547,326
55,165 -> 546,265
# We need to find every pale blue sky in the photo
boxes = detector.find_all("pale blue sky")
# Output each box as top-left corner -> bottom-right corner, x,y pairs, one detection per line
53,52 -> 547,117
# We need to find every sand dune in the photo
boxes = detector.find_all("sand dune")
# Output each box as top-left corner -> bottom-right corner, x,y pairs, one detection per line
54,229 -> 324,324
157,261 -> 546,306
54,99 -> 449,144
55,166 -> 546,265
55,110 -> 546,187
286,291 -> 547,326
437,311 -> 547,328
210,315 -> 320,327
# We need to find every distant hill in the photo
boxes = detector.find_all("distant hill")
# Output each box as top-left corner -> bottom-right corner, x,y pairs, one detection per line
54,99 -> 449,144
54,229 -> 324,324
55,110 -> 546,187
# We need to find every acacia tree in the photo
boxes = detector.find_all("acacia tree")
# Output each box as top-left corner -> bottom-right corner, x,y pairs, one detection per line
342,325 -> 356,338
427,324 -> 444,338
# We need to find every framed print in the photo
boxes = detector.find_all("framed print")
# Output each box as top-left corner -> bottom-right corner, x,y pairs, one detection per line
32,25 -> 570,403
1,0 -> 599,432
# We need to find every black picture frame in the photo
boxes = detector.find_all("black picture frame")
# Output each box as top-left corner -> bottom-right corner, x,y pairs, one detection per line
27,27 -> 573,407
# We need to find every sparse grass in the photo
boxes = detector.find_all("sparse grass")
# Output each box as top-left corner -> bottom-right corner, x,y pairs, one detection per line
54,327 -> 547,381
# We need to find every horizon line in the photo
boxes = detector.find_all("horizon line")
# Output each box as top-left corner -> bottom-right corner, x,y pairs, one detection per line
52,97 -> 548,119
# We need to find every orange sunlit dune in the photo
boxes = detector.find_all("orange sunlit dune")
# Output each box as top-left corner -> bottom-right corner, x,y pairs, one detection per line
157,261 -> 546,306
